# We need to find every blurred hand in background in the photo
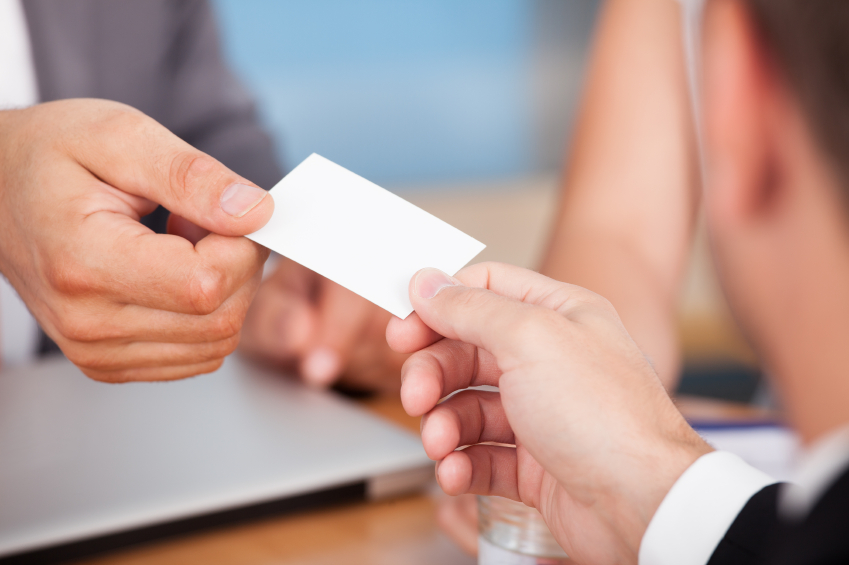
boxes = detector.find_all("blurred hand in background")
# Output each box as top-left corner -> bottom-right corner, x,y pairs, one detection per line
241,257 -> 407,392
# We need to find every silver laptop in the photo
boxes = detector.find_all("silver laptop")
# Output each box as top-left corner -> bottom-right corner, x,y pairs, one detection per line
0,355 -> 432,563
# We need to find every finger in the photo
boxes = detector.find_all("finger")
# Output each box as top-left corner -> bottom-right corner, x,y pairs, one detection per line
42,266 -> 263,344
386,312 -> 442,353
421,390 -> 514,460
437,445 -> 519,499
400,339 -> 500,417
300,280 -> 372,386
66,213 -> 269,314
407,267 -> 581,362
62,333 -> 241,374
82,358 -> 225,383
239,277 -> 316,364
61,99 -> 273,235
328,306 -> 406,393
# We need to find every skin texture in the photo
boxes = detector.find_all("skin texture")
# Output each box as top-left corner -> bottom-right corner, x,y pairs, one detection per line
0,98 -> 273,382
700,0 -> 849,445
391,0 -> 849,562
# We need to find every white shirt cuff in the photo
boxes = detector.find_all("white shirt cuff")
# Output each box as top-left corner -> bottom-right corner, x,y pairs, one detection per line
638,451 -> 777,565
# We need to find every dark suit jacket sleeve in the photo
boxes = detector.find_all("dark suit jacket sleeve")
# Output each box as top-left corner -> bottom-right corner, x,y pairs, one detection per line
707,483 -> 782,565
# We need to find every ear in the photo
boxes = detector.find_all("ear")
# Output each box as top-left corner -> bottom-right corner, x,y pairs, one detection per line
702,0 -> 785,226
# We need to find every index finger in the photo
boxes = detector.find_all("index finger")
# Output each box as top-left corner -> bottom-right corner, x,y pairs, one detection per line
61,212 -> 269,315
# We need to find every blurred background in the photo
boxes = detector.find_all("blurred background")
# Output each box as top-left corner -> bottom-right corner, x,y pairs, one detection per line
211,0 -> 598,186
211,0 -> 761,404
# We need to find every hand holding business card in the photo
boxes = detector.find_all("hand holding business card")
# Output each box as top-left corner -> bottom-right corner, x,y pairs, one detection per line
247,154 -> 485,319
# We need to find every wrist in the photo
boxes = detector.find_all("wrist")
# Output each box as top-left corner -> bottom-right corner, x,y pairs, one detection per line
639,450 -> 778,565
607,429 -> 714,556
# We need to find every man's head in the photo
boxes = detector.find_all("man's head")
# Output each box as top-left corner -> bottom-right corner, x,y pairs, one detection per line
701,0 -> 849,441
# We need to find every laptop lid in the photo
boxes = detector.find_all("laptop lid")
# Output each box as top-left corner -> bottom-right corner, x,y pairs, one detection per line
0,355 -> 431,562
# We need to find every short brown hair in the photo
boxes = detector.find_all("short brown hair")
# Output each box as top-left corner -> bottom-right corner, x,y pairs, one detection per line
742,0 -> 849,187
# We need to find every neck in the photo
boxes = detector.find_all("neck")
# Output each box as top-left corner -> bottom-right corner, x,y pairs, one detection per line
764,183 -> 849,445
774,286 -> 849,445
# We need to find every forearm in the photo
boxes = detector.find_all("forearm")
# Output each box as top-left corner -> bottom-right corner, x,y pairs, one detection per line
541,0 -> 700,388
543,233 -> 683,387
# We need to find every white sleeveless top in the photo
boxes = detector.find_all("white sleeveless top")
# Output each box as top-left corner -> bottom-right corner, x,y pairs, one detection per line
0,0 -> 40,366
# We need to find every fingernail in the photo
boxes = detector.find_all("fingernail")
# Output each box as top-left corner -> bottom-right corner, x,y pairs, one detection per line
220,183 -> 267,218
415,268 -> 457,299
302,347 -> 341,387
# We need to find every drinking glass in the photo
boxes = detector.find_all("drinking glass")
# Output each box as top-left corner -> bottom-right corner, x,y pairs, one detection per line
477,495 -> 572,564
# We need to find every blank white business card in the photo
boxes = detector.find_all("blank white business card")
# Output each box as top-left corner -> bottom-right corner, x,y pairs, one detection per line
247,154 -> 485,318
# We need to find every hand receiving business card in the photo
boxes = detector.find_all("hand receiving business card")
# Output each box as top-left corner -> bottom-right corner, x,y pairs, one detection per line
247,154 -> 485,318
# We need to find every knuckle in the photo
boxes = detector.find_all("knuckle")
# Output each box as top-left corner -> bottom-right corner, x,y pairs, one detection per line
196,334 -> 240,362
208,305 -> 245,339
556,286 -> 615,319
451,286 -> 484,312
213,334 -> 241,359
515,307 -> 566,347
187,265 -> 228,315
65,345 -> 113,373
45,261 -> 94,296
90,102 -> 145,134
575,288 -> 617,316
168,151 -> 218,201
54,315 -> 100,343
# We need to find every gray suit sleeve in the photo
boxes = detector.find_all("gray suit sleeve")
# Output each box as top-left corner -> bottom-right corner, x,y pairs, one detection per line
24,0 -> 284,190
161,0 -> 284,190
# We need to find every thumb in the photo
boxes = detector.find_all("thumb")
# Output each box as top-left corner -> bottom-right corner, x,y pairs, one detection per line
409,268 -> 552,361
161,154 -> 274,235
67,100 -> 274,236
